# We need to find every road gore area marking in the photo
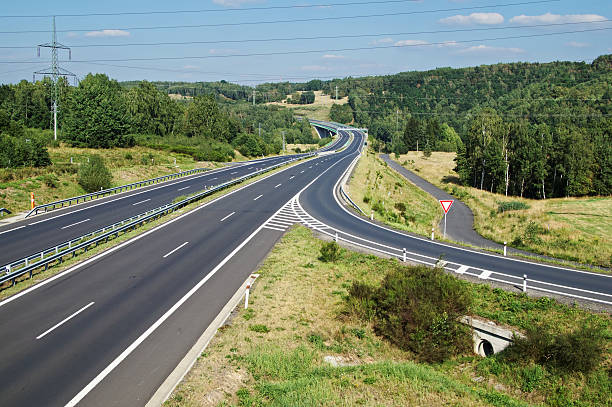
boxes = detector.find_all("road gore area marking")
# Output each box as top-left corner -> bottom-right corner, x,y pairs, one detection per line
0,225 -> 26,235
61,218 -> 90,230
220,212 -> 235,222
132,199 -> 151,206
479,270 -> 492,280
456,265 -> 469,274
36,301 -> 95,340
253,195 -> 263,201
163,242 -> 189,259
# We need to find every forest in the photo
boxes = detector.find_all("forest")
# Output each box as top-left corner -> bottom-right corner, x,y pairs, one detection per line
1,55 -> 610,198
0,74 -> 317,165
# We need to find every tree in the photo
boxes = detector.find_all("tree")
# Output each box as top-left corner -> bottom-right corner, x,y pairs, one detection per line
126,81 -> 179,136
329,104 -> 353,124
403,117 -> 423,151
63,74 -> 132,148
182,95 -> 230,141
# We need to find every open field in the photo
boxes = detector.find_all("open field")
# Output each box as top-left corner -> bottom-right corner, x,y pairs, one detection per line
166,226 -> 611,407
391,152 -> 612,268
346,147 -> 442,237
266,90 -> 348,121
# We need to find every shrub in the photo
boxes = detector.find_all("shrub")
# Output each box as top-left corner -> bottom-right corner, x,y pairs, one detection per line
394,202 -> 406,212
249,324 -> 270,334
319,241 -> 340,263
498,201 -> 530,213
502,322 -> 608,374
124,152 -> 133,160
78,155 -> 112,193
42,174 -> 59,188
346,266 -> 472,363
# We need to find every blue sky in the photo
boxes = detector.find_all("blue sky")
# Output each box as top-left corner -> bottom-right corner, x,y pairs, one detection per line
1,0 -> 610,85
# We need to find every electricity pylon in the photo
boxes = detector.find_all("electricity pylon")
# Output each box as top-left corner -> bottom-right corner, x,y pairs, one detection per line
34,16 -> 76,141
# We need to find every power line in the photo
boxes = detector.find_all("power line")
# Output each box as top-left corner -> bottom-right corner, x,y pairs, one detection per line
3,27 -> 608,64
1,19 -> 608,49
0,1 -> 561,34
0,0 -> 425,18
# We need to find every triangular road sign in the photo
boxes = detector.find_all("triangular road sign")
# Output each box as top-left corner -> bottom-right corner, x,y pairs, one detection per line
439,200 -> 454,214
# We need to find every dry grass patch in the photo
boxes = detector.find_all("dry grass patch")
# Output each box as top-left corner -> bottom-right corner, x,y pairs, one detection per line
347,147 -> 441,237
394,152 -> 612,267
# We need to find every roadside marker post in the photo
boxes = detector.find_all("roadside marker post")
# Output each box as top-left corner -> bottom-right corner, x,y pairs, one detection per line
439,200 -> 454,239
504,242 -> 507,256
523,275 -> 527,293
30,192 -> 35,209
245,285 -> 250,309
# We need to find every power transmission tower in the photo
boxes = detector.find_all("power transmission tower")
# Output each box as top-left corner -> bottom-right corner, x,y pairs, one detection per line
34,16 -> 76,141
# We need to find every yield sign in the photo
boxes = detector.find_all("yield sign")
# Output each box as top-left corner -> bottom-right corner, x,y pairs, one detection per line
439,200 -> 454,214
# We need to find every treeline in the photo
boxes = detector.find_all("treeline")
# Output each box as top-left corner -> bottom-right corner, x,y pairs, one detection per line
455,109 -> 611,198
0,74 -> 317,165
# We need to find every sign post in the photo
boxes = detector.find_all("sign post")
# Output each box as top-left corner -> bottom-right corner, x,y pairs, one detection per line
439,200 -> 454,239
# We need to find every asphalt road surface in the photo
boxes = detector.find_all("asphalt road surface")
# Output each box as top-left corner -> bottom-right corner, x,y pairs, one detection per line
0,133 -> 351,406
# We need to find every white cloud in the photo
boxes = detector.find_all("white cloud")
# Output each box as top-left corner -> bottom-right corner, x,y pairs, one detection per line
66,32 -> 79,38
183,65 -> 199,69
369,37 -> 394,45
439,13 -> 504,25
322,54 -> 345,59
213,0 -> 261,7
509,13 -> 606,24
394,39 -> 429,47
455,45 -> 525,55
438,40 -> 460,48
565,41 -> 590,48
85,29 -> 130,37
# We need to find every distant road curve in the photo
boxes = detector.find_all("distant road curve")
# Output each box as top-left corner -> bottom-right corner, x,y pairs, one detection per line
380,153 -> 502,250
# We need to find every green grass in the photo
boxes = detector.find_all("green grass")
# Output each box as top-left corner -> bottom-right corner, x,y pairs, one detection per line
347,147 -> 442,237
165,226 -> 610,407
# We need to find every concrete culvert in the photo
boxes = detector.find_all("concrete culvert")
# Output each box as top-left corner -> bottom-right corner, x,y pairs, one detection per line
479,340 -> 495,357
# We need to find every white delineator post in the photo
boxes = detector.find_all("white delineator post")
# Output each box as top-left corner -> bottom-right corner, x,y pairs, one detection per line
334,232 -> 338,242
402,248 -> 406,262
504,242 -> 507,256
431,228 -> 434,240
522,275 -> 527,293
370,211 -> 373,220
245,284 -> 250,309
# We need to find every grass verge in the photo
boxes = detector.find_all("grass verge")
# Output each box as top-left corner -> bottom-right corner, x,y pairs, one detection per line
165,226 -> 610,407
0,156 -> 312,301
392,152 -> 612,268
347,146 -> 442,237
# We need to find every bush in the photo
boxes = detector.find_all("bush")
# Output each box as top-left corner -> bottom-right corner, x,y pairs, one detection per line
78,155 -> 112,193
42,174 -> 59,188
319,241 -> 340,263
502,322 -> 608,374
394,202 -> 406,212
346,266 -> 472,363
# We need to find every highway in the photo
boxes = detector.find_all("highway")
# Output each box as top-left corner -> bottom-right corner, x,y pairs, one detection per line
0,143 -> 338,268
0,132 -> 351,406
0,124 -> 609,407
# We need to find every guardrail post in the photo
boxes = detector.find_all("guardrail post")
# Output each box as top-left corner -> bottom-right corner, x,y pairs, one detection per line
402,248 -> 406,262
522,275 -> 527,293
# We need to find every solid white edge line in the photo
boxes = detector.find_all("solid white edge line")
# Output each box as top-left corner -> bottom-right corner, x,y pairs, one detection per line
162,242 -> 189,259
132,198 -> 151,206
36,301 -> 95,340
0,154 -> 308,309
220,212 -> 235,222
0,225 -> 26,235
60,218 -> 91,230
64,180 -> 300,407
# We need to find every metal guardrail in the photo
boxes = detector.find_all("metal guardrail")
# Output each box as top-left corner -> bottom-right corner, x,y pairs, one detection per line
1,153 -> 314,288
0,208 -> 11,217
25,167 -> 212,218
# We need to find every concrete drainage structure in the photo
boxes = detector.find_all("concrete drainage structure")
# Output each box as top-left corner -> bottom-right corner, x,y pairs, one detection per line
461,316 -> 524,357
